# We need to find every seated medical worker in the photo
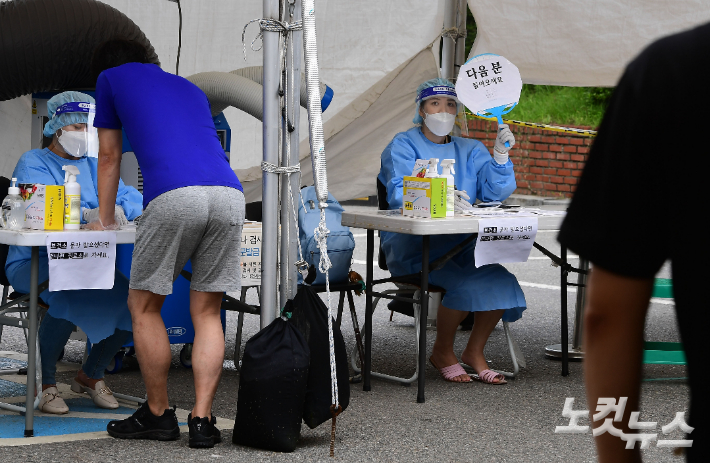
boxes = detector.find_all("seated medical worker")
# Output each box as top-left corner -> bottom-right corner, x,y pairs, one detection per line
4,91 -> 143,413
378,78 -> 525,385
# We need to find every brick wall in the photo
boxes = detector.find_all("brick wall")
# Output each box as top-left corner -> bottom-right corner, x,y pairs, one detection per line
464,118 -> 595,198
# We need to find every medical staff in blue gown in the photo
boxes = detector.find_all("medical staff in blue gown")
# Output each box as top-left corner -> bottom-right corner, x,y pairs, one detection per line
4,92 -> 143,413
378,78 -> 524,385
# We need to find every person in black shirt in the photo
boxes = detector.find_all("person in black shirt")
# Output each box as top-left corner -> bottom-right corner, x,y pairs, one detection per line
558,22 -> 709,462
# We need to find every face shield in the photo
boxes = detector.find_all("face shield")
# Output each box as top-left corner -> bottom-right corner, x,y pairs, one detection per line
53,102 -> 99,158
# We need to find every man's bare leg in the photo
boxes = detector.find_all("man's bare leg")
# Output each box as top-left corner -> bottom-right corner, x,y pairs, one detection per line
127,289 -> 168,416
189,290 -> 225,418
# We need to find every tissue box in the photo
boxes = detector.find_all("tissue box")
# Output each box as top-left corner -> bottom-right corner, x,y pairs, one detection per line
20,183 -> 65,230
402,176 -> 447,218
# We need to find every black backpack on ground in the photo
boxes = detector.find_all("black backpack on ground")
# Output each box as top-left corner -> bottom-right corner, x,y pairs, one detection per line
232,314 -> 309,452
290,285 -> 350,429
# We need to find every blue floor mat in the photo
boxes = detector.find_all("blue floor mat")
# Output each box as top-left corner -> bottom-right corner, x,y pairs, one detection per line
1,397 -> 187,438
0,379 -> 27,398
0,358 -> 27,370
0,415 -> 118,438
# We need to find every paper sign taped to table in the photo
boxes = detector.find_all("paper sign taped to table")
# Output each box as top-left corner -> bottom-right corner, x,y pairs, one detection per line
46,231 -> 116,291
240,224 -> 262,286
474,217 -> 538,267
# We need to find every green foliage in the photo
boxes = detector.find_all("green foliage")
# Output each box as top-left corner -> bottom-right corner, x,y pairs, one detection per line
463,8 -> 612,128
506,85 -> 611,128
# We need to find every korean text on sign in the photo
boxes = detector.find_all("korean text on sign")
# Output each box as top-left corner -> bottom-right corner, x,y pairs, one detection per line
46,231 -> 117,291
474,217 -> 538,267
240,225 -> 262,286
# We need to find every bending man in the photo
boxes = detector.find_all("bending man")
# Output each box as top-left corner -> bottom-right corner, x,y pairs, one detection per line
89,39 -> 245,449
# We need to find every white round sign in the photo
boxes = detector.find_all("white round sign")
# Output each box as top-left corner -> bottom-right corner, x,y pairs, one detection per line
455,54 -> 523,116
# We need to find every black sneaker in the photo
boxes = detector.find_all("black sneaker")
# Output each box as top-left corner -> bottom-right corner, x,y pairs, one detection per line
188,413 -> 222,448
107,402 -> 180,441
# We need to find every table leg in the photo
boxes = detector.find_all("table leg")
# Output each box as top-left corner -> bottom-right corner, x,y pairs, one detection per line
571,259 -> 589,350
561,245 -> 568,377
417,235 -> 429,403
25,246 -> 39,437
364,229 -> 374,392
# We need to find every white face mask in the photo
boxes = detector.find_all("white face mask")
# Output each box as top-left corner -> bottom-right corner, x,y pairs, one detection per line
58,129 -> 91,157
423,111 -> 456,137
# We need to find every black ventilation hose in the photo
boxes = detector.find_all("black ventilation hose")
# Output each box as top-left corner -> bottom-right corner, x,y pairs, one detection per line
0,0 -> 160,101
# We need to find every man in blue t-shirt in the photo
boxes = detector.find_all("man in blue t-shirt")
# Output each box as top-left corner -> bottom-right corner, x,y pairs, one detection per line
89,39 -> 244,449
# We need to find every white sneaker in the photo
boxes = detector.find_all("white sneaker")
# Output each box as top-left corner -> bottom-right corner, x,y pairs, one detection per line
71,378 -> 119,409
38,386 -> 69,414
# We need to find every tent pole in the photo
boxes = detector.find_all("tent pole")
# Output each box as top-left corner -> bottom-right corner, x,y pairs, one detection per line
454,0 -> 468,74
261,0 -> 280,328
280,0 -> 302,306
441,0 -> 457,80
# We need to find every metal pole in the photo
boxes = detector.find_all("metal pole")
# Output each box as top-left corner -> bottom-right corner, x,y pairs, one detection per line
417,236 -> 430,403
572,259 -> 590,350
261,0 -> 281,328
364,229 -> 374,391
279,0 -> 302,306
561,246 -> 569,376
441,0 -> 457,80
454,0 -> 468,75
25,246 -> 39,436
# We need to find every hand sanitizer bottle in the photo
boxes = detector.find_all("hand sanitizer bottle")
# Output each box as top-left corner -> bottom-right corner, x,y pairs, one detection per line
425,158 -> 439,178
440,159 -> 456,217
2,178 -> 25,230
62,165 -> 81,230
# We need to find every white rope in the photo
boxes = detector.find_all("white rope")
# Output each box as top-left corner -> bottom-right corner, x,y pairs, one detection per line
314,209 -> 339,409
241,18 -> 303,61
441,26 -> 467,42
260,161 -> 300,174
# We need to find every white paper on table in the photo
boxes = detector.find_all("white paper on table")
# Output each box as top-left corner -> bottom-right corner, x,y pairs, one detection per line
474,217 -> 538,268
46,231 -> 116,291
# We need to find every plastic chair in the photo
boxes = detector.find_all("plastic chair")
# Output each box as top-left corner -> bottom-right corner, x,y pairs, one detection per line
350,178 -> 524,385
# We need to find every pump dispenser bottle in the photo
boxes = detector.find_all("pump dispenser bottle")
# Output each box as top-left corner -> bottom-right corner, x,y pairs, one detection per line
2,178 -> 24,229
440,159 -> 455,217
425,158 -> 440,178
62,165 -> 81,230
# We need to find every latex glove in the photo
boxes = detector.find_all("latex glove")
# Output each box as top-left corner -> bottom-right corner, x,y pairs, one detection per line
454,190 -> 473,211
494,124 -> 515,163
82,205 -> 127,230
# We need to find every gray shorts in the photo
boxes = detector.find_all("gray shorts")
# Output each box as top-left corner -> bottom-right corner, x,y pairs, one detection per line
130,186 -> 245,295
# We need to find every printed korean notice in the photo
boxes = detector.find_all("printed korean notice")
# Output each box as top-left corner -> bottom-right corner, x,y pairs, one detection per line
46,231 -> 116,291
474,217 -> 537,267
240,223 -> 262,286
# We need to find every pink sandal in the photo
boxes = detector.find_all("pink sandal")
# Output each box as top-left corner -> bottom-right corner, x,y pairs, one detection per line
429,357 -> 472,383
471,369 -> 507,385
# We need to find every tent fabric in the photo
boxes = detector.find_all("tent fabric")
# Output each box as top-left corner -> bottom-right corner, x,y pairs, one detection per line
4,0 -> 710,185
237,46 -> 439,203
468,0 -> 710,87
0,0 -> 445,178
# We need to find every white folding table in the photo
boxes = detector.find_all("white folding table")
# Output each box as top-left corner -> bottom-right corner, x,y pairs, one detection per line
341,209 -> 586,403
0,227 -> 137,437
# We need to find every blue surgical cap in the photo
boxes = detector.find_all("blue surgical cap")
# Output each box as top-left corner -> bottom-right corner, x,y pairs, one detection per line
413,78 -> 461,125
43,91 -> 95,137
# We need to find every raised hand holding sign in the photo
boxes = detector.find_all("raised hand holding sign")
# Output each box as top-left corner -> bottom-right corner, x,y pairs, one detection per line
455,54 -> 522,147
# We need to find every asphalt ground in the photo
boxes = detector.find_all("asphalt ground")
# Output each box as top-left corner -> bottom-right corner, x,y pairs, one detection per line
0,205 -> 688,462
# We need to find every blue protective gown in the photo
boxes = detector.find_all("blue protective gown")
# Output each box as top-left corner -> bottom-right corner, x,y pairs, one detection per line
5,148 -> 143,341
377,127 -> 526,322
